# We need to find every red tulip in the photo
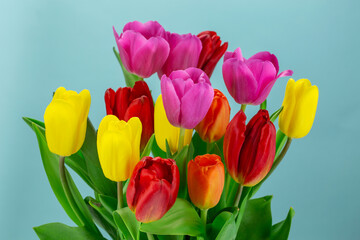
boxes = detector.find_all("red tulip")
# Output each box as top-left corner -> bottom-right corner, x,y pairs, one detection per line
126,156 -> 180,223
105,81 -> 154,150
223,110 -> 276,186
197,31 -> 228,78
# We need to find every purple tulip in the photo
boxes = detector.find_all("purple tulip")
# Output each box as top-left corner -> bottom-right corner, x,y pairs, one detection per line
114,21 -> 170,78
157,32 -> 202,79
222,48 -> 293,105
161,67 -> 214,129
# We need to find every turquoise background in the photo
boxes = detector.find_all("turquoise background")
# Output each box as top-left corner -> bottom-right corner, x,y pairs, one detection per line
1,0 -> 359,239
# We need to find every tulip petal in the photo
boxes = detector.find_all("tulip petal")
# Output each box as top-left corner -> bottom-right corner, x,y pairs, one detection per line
104,88 -> 116,115
185,67 -> 210,85
248,51 -> 279,73
123,20 -> 165,39
224,47 -> 244,62
161,76 -> 181,127
277,69 -> 293,78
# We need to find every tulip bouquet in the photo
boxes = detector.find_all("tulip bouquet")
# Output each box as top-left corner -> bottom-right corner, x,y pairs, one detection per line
24,21 -> 319,240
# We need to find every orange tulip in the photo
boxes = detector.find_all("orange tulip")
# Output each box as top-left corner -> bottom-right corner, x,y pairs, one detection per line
187,154 -> 225,210
195,89 -> 230,143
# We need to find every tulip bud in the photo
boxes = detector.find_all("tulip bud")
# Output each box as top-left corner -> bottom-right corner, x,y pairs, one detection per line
195,89 -> 230,143
279,79 -> 319,138
223,110 -> 276,186
44,87 -> 91,157
97,115 -> 142,182
127,156 -> 180,223
105,81 -> 154,150
187,154 -> 224,210
161,67 -> 214,129
197,31 -> 228,78
154,95 -> 193,154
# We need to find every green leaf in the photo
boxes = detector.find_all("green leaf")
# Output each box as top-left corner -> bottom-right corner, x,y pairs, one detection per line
275,130 -> 288,158
87,197 -> 116,228
165,139 -> 172,158
270,208 -> 295,240
141,134 -> 155,159
140,199 -> 203,237
236,196 -> 272,240
113,47 -> 142,87
114,207 -> 140,240
270,106 -> 283,123
34,222 -> 104,240
151,137 -> 167,158
174,146 -> 189,198
216,210 -> 239,240
191,132 -> 207,157
99,194 -> 118,213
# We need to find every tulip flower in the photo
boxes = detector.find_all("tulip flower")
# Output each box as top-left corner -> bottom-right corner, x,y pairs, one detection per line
279,78 -> 319,138
127,156 -> 180,223
154,95 -> 193,153
97,115 -> 142,182
114,21 -> 170,78
161,67 -> 214,129
104,81 -> 154,150
44,87 -> 91,157
223,110 -> 276,186
195,89 -> 230,143
157,32 -> 202,78
197,31 -> 228,78
187,154 -> 225,210
222,48 -> 293,105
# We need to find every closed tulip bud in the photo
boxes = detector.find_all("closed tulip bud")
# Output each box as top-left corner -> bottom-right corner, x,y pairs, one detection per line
97,115 -> 142,182
127,156 -> 180,223
187,154 -> 225,210
154,95 -> 193,154
195,89 -> 231,143
105,81 -> 154,150
224,110 -> 276,187
44,87 -> 91,157
279,78 -> 319,138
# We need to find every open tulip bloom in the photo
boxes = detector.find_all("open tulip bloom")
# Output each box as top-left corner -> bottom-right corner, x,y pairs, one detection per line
24,20 -> 318,240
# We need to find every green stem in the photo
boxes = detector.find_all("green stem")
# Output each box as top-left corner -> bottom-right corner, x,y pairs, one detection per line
260,99 -> 267,110
206,142 -> 213,153
241,104 -> 247,112
234,184 -> 244,207
265,138 -> 292,180
198,209 -> 208,240
147,233 -> 155,240
178,127 -> 186,152
117,182 -> 124,210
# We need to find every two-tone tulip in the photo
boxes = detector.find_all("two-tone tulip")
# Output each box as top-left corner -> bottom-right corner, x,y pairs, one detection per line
44,87 -> 91,156
222,48 -> 293,105
154,95 -> 193,154
195,89 -> 230,143
114,21 -> 170,78
97,115 -> 142,182
223,110 -> 276,186
279,78 -> 319,138
127,156 -> 180,223
105,81 -> 153,150
197,31 -> 228,78
187,154 -> 224,210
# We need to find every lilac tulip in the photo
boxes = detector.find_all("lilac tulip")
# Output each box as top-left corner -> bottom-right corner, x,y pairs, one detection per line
222,48 -> 293,105
161,67 -> 214,129
114,21 -> 170,78
157,32 -> 202,79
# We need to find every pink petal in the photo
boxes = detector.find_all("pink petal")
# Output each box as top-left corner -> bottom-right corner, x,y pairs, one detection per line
161,76 -> 181,127
185,67 -> 210,84
277,69 -> 293,78
224,47 -> 244,62
248,51 -> 279,73
123,20 -> 165,39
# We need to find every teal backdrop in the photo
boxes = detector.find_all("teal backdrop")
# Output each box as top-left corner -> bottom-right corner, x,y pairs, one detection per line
1,0 -> 359,239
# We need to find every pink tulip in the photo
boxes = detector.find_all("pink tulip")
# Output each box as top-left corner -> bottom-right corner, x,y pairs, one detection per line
161,67 -> 214,129
222,48 -> 293,105
114,21 -> 170,78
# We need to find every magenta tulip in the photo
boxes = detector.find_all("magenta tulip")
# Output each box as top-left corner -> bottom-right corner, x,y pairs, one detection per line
113,21 -> 170,78
222,48 -> 293,105
157,32 -> 202,78
161,67 -> 214,129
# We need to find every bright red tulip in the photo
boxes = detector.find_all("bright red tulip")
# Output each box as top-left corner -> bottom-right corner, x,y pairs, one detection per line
197,31 -> 228,78
126,156 -> 180,223
223,110 -> 276,186
105,81 -> 154,150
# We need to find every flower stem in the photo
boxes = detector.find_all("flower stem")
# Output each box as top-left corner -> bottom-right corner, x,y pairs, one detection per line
178,127 -> 186,152
241,104 -> 247,112
266,138 -> 292,179
117,182 -> 124,210
234,184 -> 244,207
198,209 -> 208,240
260,100 -> 267,110
147,233 -> 155,240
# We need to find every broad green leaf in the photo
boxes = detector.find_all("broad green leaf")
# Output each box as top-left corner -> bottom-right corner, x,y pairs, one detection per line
236,196 -> 272,240
151,138 -> 167,158
114,207 -> 140,240
140,199 -> 203,237
140,134 -> 155,159
113,47 -> 142,87
34,222 -> 103,240
165,139 -> 172,158
174,146 -> 189,198
270,208 -> 295,240
275,130 -> 288,158
191,132 -> 207,157
158,235 -> 184,240
216,210 -> 238,240
99,194 -> 118,213
87,197 -> 116,228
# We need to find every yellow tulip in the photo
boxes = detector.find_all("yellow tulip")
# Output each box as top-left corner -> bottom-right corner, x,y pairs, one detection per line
97,115 -> 142,182
44,87 -> 91,156
279,78 -> 319,138
154,95 -> 193,154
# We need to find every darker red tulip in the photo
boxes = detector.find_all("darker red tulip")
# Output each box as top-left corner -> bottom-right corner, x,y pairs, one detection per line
104,81 -> 154,150
126,156 -> 180,223
197,31 -> 228,78
223,110 -> 276,186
